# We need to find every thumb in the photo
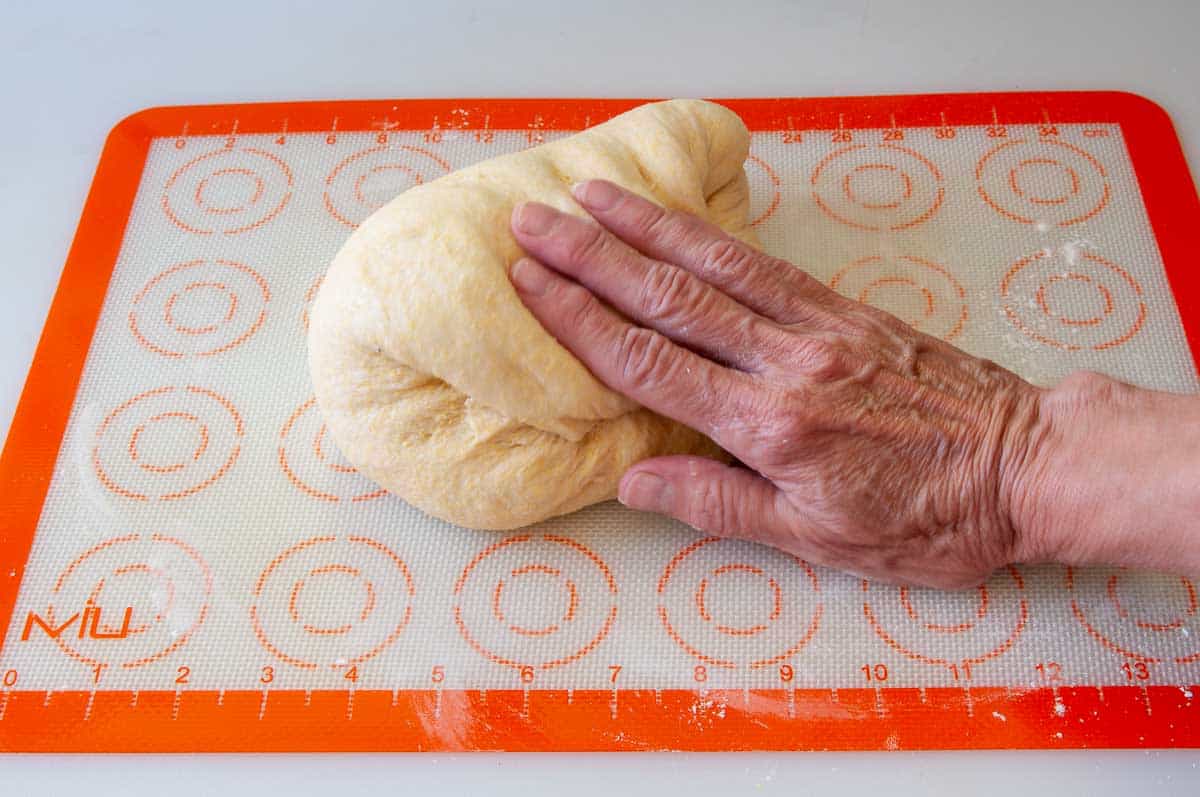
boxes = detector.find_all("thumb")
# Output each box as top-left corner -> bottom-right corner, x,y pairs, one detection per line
618,456 -> 791,543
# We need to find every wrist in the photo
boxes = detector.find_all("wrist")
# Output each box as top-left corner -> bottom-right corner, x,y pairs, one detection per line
1007,371 -> 1200,572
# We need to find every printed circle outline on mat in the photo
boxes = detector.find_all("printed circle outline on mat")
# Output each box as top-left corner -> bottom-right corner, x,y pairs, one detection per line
453,534 -> 618,671
1000,248 -> 1147,351
829,255 -> 968,341
278,397 -> 388,503
745,153 -> 782,227
657,537 -> 822,669
129,259 -> 271,358
810,143 -> 945,232
250,536 -> 415,670
1066,567 -> 1200,664
862,566 -> 1028,675
976,138 -> 1110,227
162,146 -> 293,235
323,144 -> 453,228
300,276 -> 323,331
41,533 -> 212,670
92,386 -> 244,501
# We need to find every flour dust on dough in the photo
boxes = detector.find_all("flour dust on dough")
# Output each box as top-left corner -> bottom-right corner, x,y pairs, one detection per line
308,99 -> 760,529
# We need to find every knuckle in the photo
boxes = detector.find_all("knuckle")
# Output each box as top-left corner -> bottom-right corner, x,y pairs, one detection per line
699,236 -> 756,277
764,408 -> 813,449
790,337 -> 848,380
749,389 -> 819,452
780,264 -> 828,301
639,265 -> 697,322
715,392 -> 794,460
560,280 -> 600,330
690,479 -> 731,532
639,204 -> 689,244
614,326 -> 676,388
565,218 -> 613,266
731,314 -> 778,359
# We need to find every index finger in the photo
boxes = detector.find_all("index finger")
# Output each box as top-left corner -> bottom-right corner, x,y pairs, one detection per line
508,255 -> 756,446
572,179 -> 836,323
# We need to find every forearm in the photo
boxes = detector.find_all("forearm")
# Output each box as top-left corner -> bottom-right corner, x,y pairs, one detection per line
1012,371 -> 1200,574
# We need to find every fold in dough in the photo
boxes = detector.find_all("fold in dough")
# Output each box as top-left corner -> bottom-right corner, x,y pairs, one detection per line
308,99 -> 760,529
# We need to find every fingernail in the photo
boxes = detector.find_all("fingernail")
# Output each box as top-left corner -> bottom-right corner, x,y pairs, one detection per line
573,179 -> 621,211
514,201 -> 558,236
510,257 -> 553,298
619,471 -> 671,512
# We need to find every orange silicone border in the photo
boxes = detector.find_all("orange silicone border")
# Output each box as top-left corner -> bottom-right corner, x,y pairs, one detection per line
1,685 -> 1197,752
1,93 -> 1199,752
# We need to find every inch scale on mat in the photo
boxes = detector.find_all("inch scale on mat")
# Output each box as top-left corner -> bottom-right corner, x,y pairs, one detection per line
1,92 -> 1200,752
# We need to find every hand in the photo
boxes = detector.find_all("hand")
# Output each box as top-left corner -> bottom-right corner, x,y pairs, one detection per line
507,179 -> 1048,589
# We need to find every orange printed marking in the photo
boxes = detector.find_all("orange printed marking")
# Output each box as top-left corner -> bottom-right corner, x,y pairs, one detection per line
45,535 -> 212,671
1000,251 -> 1146,350
976,139 -> 1109,227
312,424 -> 356,474
453,535 -> 617,670
1009,158 -> 1079,205
660,538 -> 821,668
323,144 -> 452,228
346,536 -> 416,598
811,143 -> 943,231
129,411 -> 208,474
842,163 -> 912,209
53,534 -> 141,593
278,398 -> 386,503
863,277 -> 935,318
745,154 -> 781,227
86,564 -> 175,634
899,584 -> 989,634
352,164 -> 423,208
251,537 -> 414,669
194,168 -> 265,215
92,446 -> 150,500
830,255 -> 967,340
541,534 -> 618,594
512,564 -> 561,577
749,603 -> 823,669
491,580 -> 506,624
453,535 -> 530,594
492,565 -> 577,637
287,565 -> 374,636
163,146 -> 293,235
130,260 -> 269,358
93,386 -> 242,500
696,578 -> 711,621
658,605 -> 737,669
657,536 -> 717,594
862,567 -> 1027,675
164,282 -> 238,335
1107,572 -> 1198,633
696,563 -> 782,637
454,604 -> 616,672
301,276 -> 323,331
1036,273 -> 1114,327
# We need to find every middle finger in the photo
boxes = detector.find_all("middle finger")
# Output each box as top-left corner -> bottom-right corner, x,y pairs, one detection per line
512,201 -> 780,372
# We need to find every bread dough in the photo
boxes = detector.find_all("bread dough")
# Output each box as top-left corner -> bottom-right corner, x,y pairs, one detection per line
308,99 -> 759,529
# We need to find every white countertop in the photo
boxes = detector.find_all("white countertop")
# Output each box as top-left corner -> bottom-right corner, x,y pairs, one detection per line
3,0 -> 1199,793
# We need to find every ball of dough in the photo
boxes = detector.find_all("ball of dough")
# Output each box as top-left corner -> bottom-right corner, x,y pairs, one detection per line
308,99 -> 759,529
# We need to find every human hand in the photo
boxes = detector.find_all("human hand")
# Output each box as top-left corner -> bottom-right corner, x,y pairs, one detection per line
507,179 -> 1050,589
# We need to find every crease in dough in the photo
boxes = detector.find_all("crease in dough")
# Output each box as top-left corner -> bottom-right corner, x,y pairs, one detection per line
308,99 -> 760,529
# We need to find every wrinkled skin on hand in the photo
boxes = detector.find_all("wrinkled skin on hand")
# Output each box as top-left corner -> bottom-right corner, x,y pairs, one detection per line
509,179 -> 1045,589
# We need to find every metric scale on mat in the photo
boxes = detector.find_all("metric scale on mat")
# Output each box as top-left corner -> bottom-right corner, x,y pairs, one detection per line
1,92 -> 1198,752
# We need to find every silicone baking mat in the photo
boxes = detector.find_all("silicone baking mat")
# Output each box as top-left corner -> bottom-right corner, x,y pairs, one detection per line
2,93 -> 1199,752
